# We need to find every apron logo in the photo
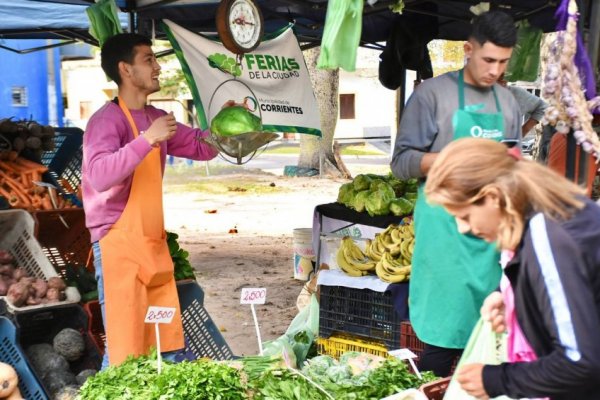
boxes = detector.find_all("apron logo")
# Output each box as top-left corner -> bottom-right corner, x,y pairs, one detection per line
470,126 -> 483,137
470,126 -> 503,139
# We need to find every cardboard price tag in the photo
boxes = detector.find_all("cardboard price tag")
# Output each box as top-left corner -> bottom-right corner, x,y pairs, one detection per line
144,306 -> 176,324
240,288 -> 267,305
388,348 -> 417,360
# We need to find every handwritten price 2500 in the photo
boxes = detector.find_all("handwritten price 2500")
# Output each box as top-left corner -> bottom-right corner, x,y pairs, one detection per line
146,309 -> 174,321
240,288 -> 267,304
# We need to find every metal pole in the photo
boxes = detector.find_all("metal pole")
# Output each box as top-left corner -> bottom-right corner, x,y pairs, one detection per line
588,0 -> 600,74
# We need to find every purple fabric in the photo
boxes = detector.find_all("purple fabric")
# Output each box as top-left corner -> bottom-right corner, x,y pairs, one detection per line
82,102 -> 218,242
555,0 -> 597,100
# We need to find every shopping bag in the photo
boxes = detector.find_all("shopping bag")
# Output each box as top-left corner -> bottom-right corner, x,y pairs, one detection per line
443,318 -> 511,400
86,0 -> 123,48
504,21 -> 543,82
262,294 -> 319,368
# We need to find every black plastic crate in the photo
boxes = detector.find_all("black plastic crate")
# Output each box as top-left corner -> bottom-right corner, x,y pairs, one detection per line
176,280 -> 234,361
15,304 -> 102,397
319,285 -> 403,350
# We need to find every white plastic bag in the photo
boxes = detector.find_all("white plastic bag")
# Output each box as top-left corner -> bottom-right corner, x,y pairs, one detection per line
444,318 -> 511,400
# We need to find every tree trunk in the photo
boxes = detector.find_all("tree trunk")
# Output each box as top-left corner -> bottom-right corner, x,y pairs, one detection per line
299,47 -> 350,178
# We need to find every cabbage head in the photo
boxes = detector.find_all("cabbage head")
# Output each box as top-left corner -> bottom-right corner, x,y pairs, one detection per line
353,190 -> 370,213
210,105 -> 262,137
337,183 -> 356,207
404,191 -> 418,202
388,178 -> 406,197
365,187 -> 393,216
369,178 -> 387,192
405,178 -> 419,193
389,198 -> 414,216
352,174 -> 372,191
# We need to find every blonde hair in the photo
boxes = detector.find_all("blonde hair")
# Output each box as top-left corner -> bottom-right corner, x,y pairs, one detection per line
425,138 -> 586,249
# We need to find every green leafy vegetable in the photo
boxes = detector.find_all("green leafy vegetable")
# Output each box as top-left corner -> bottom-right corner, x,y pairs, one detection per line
166,232 -> 195,281
79,351 -> 246,399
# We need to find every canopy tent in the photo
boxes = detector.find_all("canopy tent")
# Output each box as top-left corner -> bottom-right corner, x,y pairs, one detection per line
0,0 -> 590,49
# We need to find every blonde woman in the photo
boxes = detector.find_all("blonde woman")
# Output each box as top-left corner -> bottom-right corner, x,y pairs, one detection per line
425,138 -> 600,400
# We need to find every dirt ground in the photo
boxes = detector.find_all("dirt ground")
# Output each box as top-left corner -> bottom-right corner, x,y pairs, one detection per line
163,171 -> 345,356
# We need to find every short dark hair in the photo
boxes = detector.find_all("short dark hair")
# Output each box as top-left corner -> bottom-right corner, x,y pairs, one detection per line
469,11 -> 517,48
101,33 -> 152,85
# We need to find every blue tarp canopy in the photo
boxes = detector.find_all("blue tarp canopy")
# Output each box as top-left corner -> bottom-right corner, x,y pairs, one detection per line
1,0 -> 571,50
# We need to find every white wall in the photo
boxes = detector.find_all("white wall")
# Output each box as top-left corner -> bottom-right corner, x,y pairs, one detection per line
62,59 -> 116,129
335,47 -> 397,140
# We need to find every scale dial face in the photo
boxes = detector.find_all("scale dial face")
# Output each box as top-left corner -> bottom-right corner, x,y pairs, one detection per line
217,0 -> 264,54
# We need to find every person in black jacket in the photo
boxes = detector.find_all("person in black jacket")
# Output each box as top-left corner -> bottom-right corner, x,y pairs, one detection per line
423,137 -> 600,400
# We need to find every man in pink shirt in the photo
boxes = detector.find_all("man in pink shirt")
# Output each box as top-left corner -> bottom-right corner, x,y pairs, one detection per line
82,33 -> 218,368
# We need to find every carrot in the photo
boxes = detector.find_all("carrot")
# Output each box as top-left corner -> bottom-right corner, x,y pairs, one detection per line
41,195 -> 53,210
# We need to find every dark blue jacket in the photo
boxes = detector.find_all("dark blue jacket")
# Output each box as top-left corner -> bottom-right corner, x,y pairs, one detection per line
483,198 -> 600,400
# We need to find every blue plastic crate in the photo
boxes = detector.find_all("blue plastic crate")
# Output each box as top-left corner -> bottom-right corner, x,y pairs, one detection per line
176,280 -> 234,361
39,127 -> 83,207
0,317 -> 47,400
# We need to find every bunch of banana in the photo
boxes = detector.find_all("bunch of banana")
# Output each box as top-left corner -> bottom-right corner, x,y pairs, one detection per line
376,250 -> 411,283
365,222 -> 415,265
336,237 -> 377,277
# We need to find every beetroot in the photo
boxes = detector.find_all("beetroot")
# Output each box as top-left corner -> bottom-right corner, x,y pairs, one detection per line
12,267 -> 27,281
46,288 -> 61,303
0,278 -> 8,296
47,277 -> 66,291
7,282 -> 30,307
0,264 -> 15,276
0,250 -> 13,264
32,278 -> 48,298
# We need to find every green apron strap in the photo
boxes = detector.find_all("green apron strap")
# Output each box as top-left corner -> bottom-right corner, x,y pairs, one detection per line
491,86 -> 502,113
458,69 -> 466,109
458,69 -> 503,113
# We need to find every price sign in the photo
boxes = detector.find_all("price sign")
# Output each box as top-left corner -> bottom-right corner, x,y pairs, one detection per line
388,348 -> 421,379
240,288 -> 267,305
388,348 -> 417,360
144,306 -> 176,324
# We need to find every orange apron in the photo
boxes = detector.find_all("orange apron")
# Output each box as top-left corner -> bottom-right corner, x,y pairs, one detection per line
99,97 -> 184,365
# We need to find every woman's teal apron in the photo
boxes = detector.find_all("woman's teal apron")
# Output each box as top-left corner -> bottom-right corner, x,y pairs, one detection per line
410,70 -> 504,348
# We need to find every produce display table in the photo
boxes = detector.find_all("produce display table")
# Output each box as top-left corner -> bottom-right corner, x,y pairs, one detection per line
312,202 -> 404,268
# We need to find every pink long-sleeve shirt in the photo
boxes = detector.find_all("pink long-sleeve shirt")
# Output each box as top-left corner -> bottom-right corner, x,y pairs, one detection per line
82,101 -> 218,242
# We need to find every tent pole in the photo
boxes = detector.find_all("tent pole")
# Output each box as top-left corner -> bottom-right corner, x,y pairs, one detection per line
589,0 -> 600,74
129,10 -> 136,33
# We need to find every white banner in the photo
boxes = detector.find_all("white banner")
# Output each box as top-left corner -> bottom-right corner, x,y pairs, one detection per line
163,20 -> 321,136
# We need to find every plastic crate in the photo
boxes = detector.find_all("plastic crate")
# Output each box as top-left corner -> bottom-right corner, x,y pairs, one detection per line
82,280 -> 208,358
176,280 -> 234,360
319,285 -> 402,349
400,321 -> 425,360
317,333 -> 390,359
0,210 -> 80,313
15,304 -> 102,397
82,300 -> 105,356
39,128 -> 83,207
32,208 -> 93,272
420,377 -> 451,400
0,317 -> 47,400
